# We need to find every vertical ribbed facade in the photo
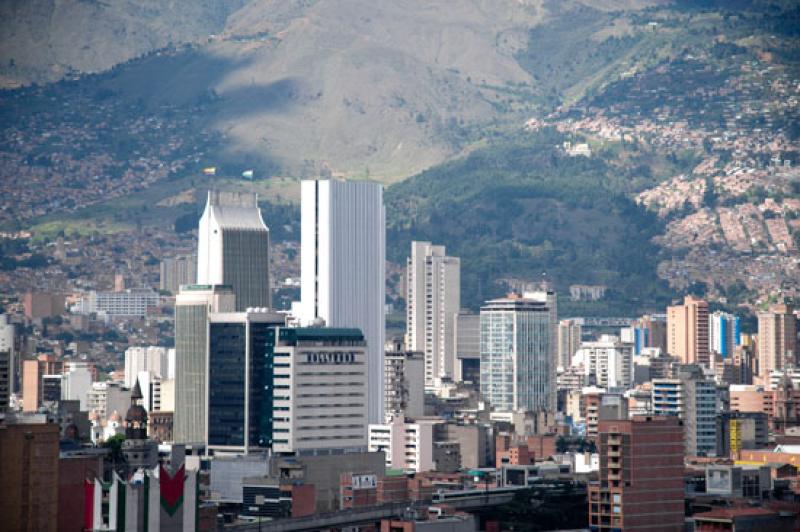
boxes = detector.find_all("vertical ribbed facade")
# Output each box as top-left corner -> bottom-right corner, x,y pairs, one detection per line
173,285 -> 235,445
197,191 -> 271,312
299,179 -> 386,423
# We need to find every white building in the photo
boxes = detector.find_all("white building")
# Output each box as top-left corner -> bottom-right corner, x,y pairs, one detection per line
61,362 -> 93,410
270,327 -> 369,455
652,367 -> 717,456
299,178 -> 385,423
86,381 -> 131,419
76,290 -> 160,317
480,295 -> 552,413
710,311 -> 740,359
368,416 -> 438,473
124,346 -> 169,388
406,241 -> 460,388
197,190 -> 271,311
571,335 -> 633,390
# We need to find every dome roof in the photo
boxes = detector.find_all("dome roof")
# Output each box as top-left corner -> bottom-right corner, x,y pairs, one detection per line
109,410 -> 122,422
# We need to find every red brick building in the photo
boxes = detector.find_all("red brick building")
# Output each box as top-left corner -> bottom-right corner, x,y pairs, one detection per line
589,416 -> 685,531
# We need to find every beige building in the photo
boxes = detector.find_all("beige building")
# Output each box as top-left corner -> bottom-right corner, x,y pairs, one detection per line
667,295 -> 710,366
757,304 -> 797,376
406,241 -> 460,388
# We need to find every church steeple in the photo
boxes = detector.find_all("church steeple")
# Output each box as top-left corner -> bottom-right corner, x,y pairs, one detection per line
125,378 -> 148,440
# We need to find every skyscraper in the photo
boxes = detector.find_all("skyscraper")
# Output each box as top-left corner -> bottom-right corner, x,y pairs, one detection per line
710,311 -> 740,360
667,295 -> 710,366
588,416 -> 684,531
299,178 -> 385,423
480,295 -> 552,413
173,284 -> 235,445
197,191 -> 271,311
206,309 -> 285,454
757,304 -> 797,376
406,241 -> 460,388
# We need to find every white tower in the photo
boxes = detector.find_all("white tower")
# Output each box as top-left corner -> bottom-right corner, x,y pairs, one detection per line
197,190 -> 271,311
299,179 -> 386,423
406,241 -> 460,388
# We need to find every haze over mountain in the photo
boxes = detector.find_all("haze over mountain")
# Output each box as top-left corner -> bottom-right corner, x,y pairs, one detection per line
2,0 -> 798,315
1,0 -> 664,179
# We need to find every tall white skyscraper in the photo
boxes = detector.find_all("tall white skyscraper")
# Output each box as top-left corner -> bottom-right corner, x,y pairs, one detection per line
299,178 -> 386,423
480,295 -> 552,413
406,241 -> 460,388
197,190 -> 271,311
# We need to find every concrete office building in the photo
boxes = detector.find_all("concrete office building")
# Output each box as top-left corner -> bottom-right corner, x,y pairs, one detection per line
667,295 -> 710,366
173,284 -> 235,444
299,178 -> 385,423
406,241 -> 460,388
160,254 -> 197,294
269,327 -> 369,455
124,346 -> 169,388
368,416 -> 440,473
453,312 -> 480,383
205,309 -> 285,454
572,335 -> 633,390
85,381 -> 130,419
76,289 -> 160,318
757,304 -> 797,376
652,366 -> 718,456
384,339 -> 424,420
21,355 -> 63,412
588,416 -> 684,531
710,311 -> 741,360
197,190 -> 271,311
61,362 -> 93,411
480,295 -> 552,413
557,319 -> 582,370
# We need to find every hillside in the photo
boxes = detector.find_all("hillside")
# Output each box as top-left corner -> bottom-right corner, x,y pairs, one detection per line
386,128 -> 676,313
0,0 -> 241,88
2,0 -> 798,314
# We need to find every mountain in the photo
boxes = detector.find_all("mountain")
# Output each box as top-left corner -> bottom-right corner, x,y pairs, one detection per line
2,0 -> 798,313
386,127 -> 674,313
0,0 -> 667,182
0,0 -> 242,88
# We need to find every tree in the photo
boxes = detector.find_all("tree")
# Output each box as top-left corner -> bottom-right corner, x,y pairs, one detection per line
102,433 -> 127,476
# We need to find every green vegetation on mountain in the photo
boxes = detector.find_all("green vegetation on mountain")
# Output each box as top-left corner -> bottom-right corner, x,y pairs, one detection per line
386,128 -> 673,314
